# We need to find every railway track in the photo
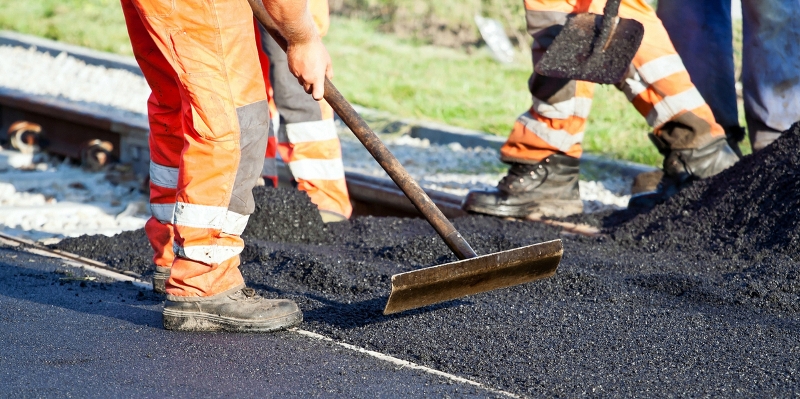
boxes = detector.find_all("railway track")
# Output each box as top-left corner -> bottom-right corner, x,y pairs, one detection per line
0,85 -> 601,237
0,30 -> 605,237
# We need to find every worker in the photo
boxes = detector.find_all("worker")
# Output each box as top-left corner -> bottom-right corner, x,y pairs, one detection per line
462,0 -> 740,218
122,0 -> 331,332
256,0 -> 352,222
657,0 -> 800,153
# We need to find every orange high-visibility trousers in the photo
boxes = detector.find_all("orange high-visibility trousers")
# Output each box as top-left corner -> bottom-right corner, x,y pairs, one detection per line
122,0 -> 269,297
255,1 -> 352,219
501,0 -> 726,163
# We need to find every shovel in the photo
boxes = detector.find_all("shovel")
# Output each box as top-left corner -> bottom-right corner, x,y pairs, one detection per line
535,0 -> 644,84
249,2 -> 563,315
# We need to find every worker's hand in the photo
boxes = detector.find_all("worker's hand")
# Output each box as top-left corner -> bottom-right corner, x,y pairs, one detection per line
286,37 -> 333,101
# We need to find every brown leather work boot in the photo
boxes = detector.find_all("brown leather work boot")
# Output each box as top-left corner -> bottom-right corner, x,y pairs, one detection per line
163,286 -> 302,332
462,154 -> 583,218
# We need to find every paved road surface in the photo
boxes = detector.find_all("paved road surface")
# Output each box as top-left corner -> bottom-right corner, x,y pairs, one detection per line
0,244 -> 503,398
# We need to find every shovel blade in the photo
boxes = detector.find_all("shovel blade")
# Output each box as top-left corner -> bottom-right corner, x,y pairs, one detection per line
383,239 -> 562,315
535,13 -> 644,84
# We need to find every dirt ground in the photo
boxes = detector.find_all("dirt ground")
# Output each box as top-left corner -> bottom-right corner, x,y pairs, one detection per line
55,123 -> 800,397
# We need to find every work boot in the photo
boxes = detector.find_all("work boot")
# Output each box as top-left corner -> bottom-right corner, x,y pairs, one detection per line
163,286 -> 303,332
152,266 -> 170,294
462,154 -> 583,218
628,135 -> 739,209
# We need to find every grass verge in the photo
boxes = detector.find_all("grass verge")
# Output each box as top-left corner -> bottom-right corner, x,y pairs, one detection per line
0,1 -> 747,165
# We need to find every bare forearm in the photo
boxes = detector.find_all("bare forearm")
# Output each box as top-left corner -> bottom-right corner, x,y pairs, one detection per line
261,0 -> 318,46
249,0 -> 332,100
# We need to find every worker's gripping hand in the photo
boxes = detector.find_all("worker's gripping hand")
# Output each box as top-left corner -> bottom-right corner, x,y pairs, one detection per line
286,37 -> 333,101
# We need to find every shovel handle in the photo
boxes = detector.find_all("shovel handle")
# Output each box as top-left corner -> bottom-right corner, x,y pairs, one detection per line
323,79 -> 478,260
602,0 -> 621,19
596,0 -> 621,53
247,0 -> 477,259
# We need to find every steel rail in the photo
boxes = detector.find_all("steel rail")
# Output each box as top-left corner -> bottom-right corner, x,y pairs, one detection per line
0,89 -> 601,237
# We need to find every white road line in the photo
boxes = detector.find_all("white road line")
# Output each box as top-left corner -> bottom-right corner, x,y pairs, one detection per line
3,238 -> 520,398
291,328 -> 520,398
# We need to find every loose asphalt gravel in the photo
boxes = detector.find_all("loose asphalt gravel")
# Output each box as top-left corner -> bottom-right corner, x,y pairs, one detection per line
53,124 -> 800,397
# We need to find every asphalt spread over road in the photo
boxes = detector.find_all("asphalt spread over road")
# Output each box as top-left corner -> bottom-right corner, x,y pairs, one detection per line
54,123 -> 800,397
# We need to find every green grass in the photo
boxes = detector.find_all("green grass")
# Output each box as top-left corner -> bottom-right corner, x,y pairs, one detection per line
326,17 -> 661,164
0,0 -> 133,55
326,18 -> 532,138
0,1 -> 746,165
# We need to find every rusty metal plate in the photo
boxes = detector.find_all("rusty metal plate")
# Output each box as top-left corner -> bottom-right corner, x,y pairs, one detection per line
384,239 -> 563,314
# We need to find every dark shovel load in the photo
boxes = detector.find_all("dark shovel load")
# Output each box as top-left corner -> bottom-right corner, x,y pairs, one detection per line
535,0 -> 644,84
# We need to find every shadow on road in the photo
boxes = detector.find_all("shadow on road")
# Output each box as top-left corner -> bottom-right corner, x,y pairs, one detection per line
0,259 -> 163,329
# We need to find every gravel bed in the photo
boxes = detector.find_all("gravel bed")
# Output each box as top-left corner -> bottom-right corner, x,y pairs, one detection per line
0,152 -> 149,242
0,45 -> 150,120
0,44 -> 632,243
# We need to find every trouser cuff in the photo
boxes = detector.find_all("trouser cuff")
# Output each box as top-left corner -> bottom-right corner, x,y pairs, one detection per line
165,284 -> 246,302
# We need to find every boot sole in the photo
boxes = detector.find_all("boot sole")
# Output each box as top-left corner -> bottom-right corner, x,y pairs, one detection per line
162,308 -> 303,333
464,199 -> 584,218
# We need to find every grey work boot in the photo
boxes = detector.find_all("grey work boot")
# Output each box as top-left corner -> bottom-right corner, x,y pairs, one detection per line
163,285 -> 302,332
462,154 -> 583,218
152,266 -> 170,294
629,135 -> 739,209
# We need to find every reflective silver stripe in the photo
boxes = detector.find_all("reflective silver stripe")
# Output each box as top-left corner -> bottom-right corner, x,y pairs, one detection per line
173,202 -> 250,235
637,54 -> 686,84
646,88 -> 707,128
150,203 -> 175,223
621,71 -> 648,101
262,158 -> 277,177
285,119 -> 338,143
532,96 -> 593,119
173,242 -> 243,264
288,158 -> 346,181
150,161 -> 178,189
222,212 -> 250,235
518,112 -> 583,153
271,115 -> 280,136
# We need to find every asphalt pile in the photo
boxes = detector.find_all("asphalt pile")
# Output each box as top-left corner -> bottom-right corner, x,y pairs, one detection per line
611,123 -> 800,259
53,124 -> 800,397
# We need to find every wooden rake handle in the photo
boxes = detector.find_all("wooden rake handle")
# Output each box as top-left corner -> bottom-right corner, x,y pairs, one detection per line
323,79 -> 478,260
597,0 -> 622,52
246,0 -> 477,260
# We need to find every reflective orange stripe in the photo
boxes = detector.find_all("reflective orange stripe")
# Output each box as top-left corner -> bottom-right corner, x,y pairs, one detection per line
296,179 -> 352,217
281,137 -> 342,161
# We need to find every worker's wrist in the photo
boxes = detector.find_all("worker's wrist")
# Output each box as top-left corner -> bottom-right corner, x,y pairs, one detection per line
283,13 -> 320,47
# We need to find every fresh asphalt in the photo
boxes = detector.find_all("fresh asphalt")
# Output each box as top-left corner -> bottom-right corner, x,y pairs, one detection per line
0,244 -> 503,398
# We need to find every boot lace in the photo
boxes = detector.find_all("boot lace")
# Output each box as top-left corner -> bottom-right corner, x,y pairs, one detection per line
498,162 -> 548,193
233,287 -> 262,302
